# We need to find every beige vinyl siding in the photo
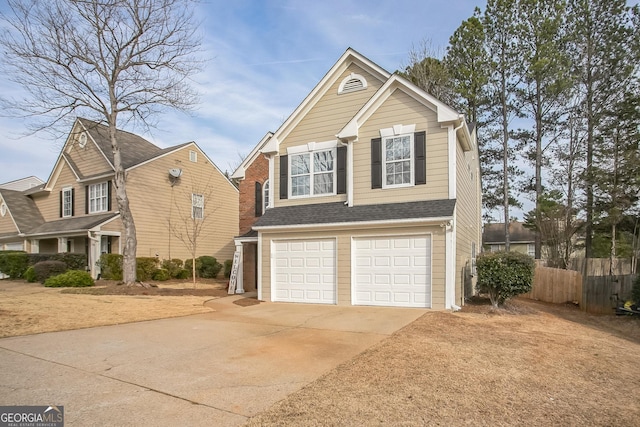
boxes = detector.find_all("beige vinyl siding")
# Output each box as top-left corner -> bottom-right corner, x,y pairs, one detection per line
67,134 -> 113,177
259,223 -> 447,308
455,140 -> 481,304
100,218 -> 123,233
125,147 -> 239,263
33,163 -> 80,222
353,89 -> 449,206
274,64 -> 384,208
0,207 -> 18,234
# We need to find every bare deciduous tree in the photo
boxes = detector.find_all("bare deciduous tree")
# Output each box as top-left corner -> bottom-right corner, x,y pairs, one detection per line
0,0 -> 202,285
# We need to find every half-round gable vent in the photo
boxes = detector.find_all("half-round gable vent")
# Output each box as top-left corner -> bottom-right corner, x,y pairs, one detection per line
338,72 -> 367,94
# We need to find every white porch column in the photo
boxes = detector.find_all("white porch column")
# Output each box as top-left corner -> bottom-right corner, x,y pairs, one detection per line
30,239 -> 39,254
234,240 -> 245,294
58,237 -> 68,253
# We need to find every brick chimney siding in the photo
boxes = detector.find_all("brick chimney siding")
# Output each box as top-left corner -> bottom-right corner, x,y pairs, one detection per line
239,155 -> 269,235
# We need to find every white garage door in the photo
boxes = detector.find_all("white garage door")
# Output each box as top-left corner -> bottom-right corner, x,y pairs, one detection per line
353,235 -> 431,308
272,239 -> 336,304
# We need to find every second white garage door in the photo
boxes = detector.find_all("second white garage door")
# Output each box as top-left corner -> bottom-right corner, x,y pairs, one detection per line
272,239 -> 336,304
353,235 -> 431,308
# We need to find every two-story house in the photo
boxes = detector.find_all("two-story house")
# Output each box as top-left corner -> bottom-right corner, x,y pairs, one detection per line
0,118 -> 239,278
232,48 -> 481,309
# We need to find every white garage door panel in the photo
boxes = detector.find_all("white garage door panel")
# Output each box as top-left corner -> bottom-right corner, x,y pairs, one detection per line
354,235 -> 431,308
273,239 -> 336,304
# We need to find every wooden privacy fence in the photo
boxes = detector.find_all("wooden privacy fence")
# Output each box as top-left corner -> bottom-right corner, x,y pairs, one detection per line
523,265 -> 583,306
523,261 -> 637,314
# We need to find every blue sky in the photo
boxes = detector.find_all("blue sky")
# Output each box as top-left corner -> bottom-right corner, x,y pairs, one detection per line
0,0 -> 480,185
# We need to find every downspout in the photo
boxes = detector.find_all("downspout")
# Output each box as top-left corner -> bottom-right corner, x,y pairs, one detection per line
450,117 -> 465,312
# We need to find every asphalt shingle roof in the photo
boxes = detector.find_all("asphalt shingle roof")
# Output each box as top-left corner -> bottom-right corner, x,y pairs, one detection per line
0,189 -> 45,234
253,199 -> 456,228
483,221 -> 536,244
25,213 -> 119,236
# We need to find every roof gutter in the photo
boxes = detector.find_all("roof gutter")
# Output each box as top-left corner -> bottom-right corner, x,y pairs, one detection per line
253,215 -> 454,232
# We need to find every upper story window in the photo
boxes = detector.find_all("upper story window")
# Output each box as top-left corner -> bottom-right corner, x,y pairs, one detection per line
290,149 -> 335,197
89,182 -> 109,213
62,187 -> 73,217
384,134 -> 413,187
189,150 -> 197,162
338,72 -> 367,94
0,202 -> 6,217
192,193 -> 204,219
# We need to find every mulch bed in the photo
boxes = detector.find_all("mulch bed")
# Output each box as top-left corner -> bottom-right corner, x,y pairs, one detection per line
61,279 -> 229,297
233,297 -> 261,307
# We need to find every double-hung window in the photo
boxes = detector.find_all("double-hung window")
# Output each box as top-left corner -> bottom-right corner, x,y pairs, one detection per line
290,149 -> 335,197
89,182 -> 109,213
62,187 -> 73,217
192,194 -> 204,219
384,134 -> 413,187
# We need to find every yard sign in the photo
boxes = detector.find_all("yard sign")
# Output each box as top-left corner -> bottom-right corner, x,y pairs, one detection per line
228,250 -> 241,294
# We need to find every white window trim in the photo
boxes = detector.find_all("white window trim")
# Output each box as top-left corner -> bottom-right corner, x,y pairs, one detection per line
89,182 -> 109,214
189,150 -> 197,162
192,193 -> 204,220
62,187 -> 73,218
287,141 -> 338,199
263,179 -> 270,214
382,132 -> 414,189
338,72 -> 367,94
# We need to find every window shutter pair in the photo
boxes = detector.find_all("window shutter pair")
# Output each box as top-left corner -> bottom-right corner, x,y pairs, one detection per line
278,147 -> 347,199
371,131 -> 426,188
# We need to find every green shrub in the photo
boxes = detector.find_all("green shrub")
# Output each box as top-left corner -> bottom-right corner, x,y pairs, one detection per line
24,266 -> 37,283
152,268 -> 171,281
476,251 -> 535,307
44,270 -> 94,287
198,256 -> 222,278
632,274 -> 640,303
161,258 -> 183,278
175,269 -> 190,279
224,259 -> 233,279
136,257 -> 159,281
0,251 -> 29,278
51,253 -> 87,270
98,254 -> 123,280
33,260 -> 67,283
184,258 -> 201,277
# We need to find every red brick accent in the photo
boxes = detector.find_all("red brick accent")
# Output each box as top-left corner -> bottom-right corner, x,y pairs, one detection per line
239,154 -> 269,235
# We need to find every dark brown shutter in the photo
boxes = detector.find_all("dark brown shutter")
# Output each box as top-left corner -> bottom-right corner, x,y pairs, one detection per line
255,181 -> 263,217
107,181 -> 112,211
414,131 -> 426,185
59,190 -> 63,217
279,155 -> 288,199
85,186 -> 89,214
371,138 -> 382,189
71,188 -> 75,216
337,146 -> 347,194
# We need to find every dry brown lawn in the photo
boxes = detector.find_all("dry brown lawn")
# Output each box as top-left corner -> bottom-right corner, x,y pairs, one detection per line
0,279 -> 228,338
246,298 -> 640,426
2,279 -> 639,425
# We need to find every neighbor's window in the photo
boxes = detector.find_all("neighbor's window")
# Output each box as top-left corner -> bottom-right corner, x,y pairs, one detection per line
263,179 -> 270,213
62,187 -> 73,217
290,149 -> 335,197
384,134 -> 413,187
192,193 -> 204,219
527,244 -> 535,257
89,182 -> 109,213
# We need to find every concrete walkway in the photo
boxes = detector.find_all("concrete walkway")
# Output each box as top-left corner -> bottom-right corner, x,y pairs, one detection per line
0,294 -> 425,426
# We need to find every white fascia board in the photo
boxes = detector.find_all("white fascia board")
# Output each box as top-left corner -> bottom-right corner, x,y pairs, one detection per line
232,131 -> 274,179
253,216 -> 454,232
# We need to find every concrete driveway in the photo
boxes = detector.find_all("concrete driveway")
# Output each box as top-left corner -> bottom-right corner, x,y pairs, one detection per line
0,294 -> 425,426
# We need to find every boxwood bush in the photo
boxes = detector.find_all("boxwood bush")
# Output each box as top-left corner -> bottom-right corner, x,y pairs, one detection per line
97,254 -> 123,280
198,256 -> 222,278
152,268 -> 171,281
44,270 -> 94,287
476,251 -> 535,307
24,266 -> 37,283
161,258 -> 183,278
33,260 -> 67,283
136,257 -> 159,281
0,250 -> 29,279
